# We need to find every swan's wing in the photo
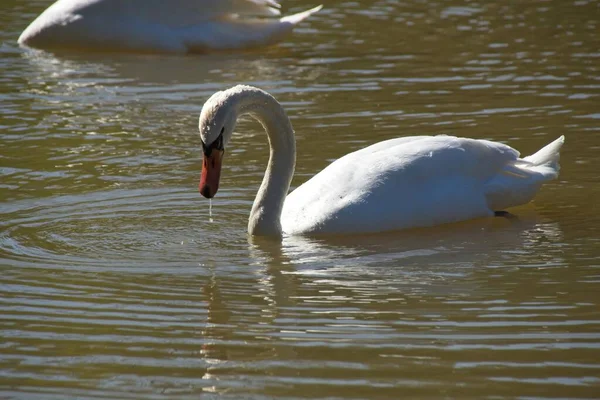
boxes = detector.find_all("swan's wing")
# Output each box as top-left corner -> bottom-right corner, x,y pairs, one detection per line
178,3 -> 321,51
105,0 -> 318,50
282,136 -> 521,235
180,5 -> 321,51
131,0 -> 282,25
90,0 -> 282,26
197,0 -> 282,17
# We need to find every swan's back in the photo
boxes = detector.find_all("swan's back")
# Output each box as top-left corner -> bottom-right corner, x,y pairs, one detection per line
282,135 -> 563,235
18,0 -> 322,53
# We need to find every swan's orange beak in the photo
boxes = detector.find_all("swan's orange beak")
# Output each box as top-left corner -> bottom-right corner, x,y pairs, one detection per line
199,149 -> 224,198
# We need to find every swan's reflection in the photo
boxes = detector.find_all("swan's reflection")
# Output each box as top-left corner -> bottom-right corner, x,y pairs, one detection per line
197,211 -> 566,390
20,46 -> 305,89
247,236 -> 300,309
199,266 -> 230,390
248,210 -> 566,292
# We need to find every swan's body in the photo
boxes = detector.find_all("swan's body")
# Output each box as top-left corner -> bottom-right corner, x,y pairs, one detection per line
198,85 -> 564,237
18,0 -> 322,54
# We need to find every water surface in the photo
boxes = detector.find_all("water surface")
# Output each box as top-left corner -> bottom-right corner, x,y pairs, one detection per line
1,0 -> 599,398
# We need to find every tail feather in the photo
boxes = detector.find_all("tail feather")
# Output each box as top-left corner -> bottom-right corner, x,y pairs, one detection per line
523,135 -> 565,168
520,135 -> 564,179
485,136 -> 564,211
280,5 -> 323,24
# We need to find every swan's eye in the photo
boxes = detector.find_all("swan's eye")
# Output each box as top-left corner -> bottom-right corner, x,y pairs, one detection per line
201,130 -> 224,157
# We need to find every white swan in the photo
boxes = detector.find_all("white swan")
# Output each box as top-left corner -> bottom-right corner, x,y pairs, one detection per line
18,0 -> 322,54
198,85 -> 565,237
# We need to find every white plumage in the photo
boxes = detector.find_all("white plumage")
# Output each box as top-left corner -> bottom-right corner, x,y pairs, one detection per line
198,85 -> 565,237
18,0 -> 322,53
282,135 -> 564,235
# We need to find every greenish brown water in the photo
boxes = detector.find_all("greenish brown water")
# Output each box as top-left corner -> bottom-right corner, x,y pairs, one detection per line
1,0 -> 600,399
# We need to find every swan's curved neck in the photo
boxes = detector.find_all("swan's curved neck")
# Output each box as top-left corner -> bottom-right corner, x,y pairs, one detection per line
235,88 -> 296,236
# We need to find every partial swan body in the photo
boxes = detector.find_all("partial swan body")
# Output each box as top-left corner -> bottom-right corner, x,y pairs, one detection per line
198,85 -> 564,237
18,0 -> 322,54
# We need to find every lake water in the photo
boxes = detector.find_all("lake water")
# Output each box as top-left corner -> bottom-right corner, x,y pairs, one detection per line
1,0 -> 599,398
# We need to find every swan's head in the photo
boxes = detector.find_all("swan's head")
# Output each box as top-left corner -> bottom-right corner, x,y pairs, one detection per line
197,89 -> 240,198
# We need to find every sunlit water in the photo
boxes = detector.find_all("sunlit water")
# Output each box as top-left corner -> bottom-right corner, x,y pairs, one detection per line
1,0 -> 599,399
